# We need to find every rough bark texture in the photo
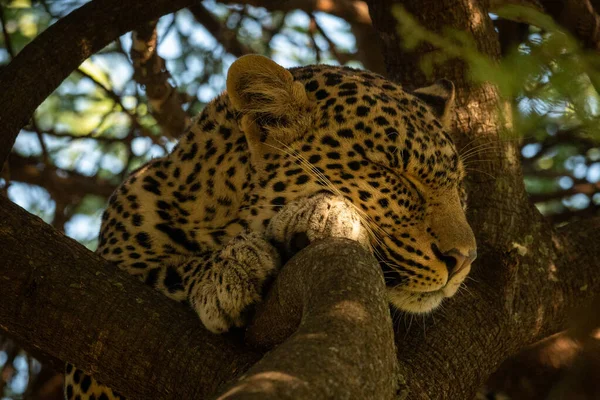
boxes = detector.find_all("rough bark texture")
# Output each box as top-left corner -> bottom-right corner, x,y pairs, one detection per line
485,297 -> 600,398
217,239 -> 398,399
0,196 -> 399,399
0,195 -> 261,399
0,0 -> 194,171
365,0 -> 600,398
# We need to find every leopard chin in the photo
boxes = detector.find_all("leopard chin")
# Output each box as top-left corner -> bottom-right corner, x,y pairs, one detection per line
386,263 -> 471,314
387,287 -> 446,313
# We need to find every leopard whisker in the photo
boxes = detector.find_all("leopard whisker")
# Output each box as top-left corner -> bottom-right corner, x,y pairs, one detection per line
459,282 -> 475,298
462,159 -> 498,165
460,151 -> 506,163
458,136 -> 486,154
459,135 -> 523,153
459,136 -> 525,160
460,139 -> 503,153
460,144 -> 504,161
404,313 -> 415,339
465,167 -> 497,180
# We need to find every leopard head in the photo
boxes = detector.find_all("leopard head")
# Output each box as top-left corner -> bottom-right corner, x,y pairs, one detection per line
227,55 -> 476,313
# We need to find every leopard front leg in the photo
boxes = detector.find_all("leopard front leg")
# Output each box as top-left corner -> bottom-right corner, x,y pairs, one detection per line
186,231 -> 281,333
266,192 -> 371,257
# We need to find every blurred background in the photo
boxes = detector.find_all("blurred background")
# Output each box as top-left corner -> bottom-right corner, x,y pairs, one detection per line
1,0 -> 600,398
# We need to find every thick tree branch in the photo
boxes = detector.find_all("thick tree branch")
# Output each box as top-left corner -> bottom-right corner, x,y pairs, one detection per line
216,239 -> 399,399
2,183 -> 599,399
540,0 -> 600,50
218,0 -> 372,25
0,195 -> 261,399
0,196 -> 400,399
484,296 -> 600,398
2,1 -> 600,399
489,0 -> 544,14
0,0 -> 194,171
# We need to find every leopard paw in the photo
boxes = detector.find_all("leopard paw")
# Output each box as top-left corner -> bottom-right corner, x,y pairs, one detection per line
266,192 -> 370,256
188,232 -> 281,333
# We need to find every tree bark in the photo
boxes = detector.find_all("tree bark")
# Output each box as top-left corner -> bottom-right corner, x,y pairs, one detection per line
0,195 -> 261,399
365,0 -> 600,397
0,196 -> 400,399
485,296 -> 600,398
217,239 -> 398,399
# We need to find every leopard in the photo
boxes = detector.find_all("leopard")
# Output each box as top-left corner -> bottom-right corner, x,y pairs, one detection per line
64,54 -> 477,400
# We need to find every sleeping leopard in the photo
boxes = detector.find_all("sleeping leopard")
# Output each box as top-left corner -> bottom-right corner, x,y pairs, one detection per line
65,54 -> 477,399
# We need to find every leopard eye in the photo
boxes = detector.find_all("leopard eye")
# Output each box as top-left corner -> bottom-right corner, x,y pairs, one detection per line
368,158 -> 426,203
399,175 -> 426,203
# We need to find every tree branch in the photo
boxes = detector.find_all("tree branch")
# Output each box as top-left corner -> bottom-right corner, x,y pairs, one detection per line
2,1 -> 600,399
0,196 -> 400,399
217,0 -> 372,26
216,0 -> 387,74
0,195 -> 261,399
492,0 -> 600,91
546,203 -> 600,224
130,22 -> 190,139
3,182 -> 598,399
216,239 -> 399,399
540,0 -> 600,50
529,181 -> 600,203
0,0 -> 194,171
366,1 -> 600,397
73,68 -> 166,146
8,153 -> 117,199
484,296 -> 600,398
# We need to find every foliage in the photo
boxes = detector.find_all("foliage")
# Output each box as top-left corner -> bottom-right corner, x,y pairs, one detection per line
394,5 -> 600,221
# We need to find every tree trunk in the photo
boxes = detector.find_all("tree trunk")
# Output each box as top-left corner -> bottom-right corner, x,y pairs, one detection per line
364,0 -> 600,398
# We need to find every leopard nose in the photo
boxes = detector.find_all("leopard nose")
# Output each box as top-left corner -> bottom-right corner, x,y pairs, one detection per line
444,248 -> 477,278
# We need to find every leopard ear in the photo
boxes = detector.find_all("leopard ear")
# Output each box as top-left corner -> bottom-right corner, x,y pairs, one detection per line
413,79 -> 455,127
227,55 -> 313,144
